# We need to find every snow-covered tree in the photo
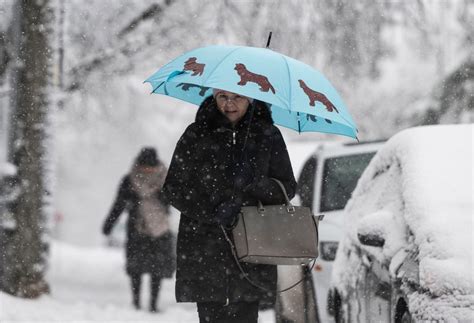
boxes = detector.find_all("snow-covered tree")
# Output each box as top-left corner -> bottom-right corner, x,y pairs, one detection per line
421,59 -> 474,125
1,0 -> 56,298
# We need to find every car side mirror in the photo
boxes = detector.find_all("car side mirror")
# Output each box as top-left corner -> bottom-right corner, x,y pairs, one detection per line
356,210 -> 392,248
357,233 -> 385,247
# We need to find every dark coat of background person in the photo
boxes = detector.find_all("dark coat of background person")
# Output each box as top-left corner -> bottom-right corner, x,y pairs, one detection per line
103,164 -> 175,278
161,96 -> 297,305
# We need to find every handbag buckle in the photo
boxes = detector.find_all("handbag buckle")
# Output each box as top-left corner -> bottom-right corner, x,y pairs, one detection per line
287,206 -> 295,213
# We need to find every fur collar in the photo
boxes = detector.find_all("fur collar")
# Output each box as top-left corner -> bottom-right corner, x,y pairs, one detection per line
194,96 -> 274,134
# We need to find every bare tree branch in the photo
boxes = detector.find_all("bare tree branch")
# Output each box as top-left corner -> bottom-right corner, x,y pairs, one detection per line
66,0 -> 176,92
118,0 -> 174,38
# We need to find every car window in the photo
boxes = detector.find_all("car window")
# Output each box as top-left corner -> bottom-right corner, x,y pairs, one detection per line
296,156 -> 317,208
320,152 -> 375,212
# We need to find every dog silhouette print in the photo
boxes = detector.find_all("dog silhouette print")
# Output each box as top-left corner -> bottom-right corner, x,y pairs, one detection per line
298,79 -> 339,113
234,63 -> 276,94
183,57 -> 205,76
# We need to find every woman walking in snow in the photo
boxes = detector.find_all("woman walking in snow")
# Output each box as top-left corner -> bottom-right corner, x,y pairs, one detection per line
161,90 -> 296,322
102,147 -> 175,313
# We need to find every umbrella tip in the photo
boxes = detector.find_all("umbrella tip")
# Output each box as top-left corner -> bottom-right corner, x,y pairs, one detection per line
266,31 -> 273,49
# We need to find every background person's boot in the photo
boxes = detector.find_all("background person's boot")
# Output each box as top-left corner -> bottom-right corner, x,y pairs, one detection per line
130,275 -> 142,309
133,294 -> 140,310
150,274 -> 161,313
149,301 -> 158,313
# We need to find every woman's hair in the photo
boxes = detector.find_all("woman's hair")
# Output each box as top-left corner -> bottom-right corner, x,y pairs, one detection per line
135,147 -> 158,166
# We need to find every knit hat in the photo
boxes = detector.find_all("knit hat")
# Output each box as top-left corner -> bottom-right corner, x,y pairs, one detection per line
136,147 -> 158,167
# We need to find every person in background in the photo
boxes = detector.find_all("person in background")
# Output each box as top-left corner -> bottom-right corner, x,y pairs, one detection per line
161,90 -> 296,323
102,147 -> 175,313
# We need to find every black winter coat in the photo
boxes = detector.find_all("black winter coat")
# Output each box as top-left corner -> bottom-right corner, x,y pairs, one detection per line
103,175 -> 175,277
161,97 -> 297,304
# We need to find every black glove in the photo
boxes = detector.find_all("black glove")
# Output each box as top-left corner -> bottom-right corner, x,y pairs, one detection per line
215,199 -> 242,228
102,221 -> 113,235
234,160 -> 254,190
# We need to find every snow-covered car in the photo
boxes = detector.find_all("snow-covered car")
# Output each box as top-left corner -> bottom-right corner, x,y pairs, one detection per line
329,124 -> 473,322
276,140 -> 385,323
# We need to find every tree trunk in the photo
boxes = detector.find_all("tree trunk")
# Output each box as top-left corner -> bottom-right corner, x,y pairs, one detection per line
1,0 -> 56,298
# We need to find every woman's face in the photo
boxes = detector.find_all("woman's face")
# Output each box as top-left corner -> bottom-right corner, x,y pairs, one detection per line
214,90 -> 250,125
137,165 -> 158,173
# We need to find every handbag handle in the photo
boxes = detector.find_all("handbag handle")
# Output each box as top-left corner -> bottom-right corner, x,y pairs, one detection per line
270,178 -> 292,205
257,178 -> 295,213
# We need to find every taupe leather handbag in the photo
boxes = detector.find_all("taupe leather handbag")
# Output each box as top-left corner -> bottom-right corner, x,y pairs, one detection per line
231,178 -> 319,266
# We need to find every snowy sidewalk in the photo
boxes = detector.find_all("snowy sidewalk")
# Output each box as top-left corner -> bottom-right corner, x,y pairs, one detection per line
0,241 -> 275,322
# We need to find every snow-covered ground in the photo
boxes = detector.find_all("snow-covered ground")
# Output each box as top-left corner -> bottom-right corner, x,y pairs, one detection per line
0,240 -> 276,322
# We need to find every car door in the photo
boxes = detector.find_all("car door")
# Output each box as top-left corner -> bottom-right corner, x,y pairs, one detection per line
364,257 -> 391,322
351,160 -> 403,323
349,251 -> 391,323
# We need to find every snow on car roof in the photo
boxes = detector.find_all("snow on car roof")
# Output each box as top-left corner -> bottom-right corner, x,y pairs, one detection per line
396,125 -> 472,295
337,124 -> 473,296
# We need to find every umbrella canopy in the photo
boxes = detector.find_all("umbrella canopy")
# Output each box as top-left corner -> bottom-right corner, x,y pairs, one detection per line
145,45 -> 357,139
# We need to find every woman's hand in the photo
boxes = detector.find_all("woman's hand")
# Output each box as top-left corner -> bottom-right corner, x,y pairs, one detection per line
102,221 -> 113,235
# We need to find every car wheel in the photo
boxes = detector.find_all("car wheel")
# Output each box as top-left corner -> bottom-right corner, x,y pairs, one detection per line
327,290 -> 336,316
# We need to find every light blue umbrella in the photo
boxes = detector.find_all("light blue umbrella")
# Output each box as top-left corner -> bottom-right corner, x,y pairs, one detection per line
144,45 -> 357,139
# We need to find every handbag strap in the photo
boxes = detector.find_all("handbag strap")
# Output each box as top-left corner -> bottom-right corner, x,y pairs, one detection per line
220,225 -> 316,294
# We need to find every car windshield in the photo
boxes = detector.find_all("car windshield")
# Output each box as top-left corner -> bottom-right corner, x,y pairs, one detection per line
320,152 -> 376,212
